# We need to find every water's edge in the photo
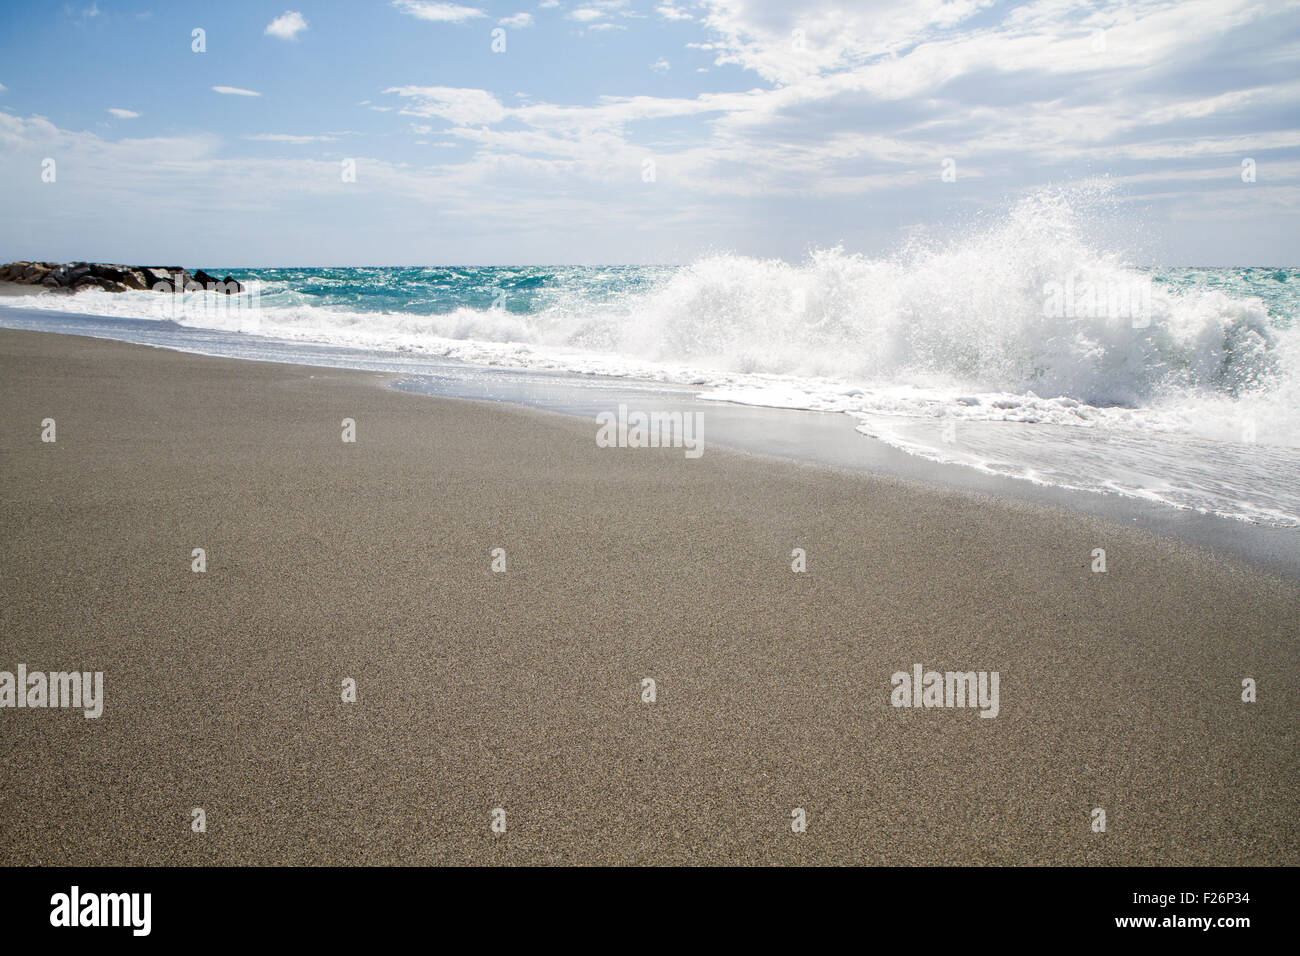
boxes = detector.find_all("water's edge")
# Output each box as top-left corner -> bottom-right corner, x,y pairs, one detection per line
2,304 -> 1296,581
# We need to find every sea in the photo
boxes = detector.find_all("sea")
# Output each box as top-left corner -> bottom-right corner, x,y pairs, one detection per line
3,192 -> 1297,528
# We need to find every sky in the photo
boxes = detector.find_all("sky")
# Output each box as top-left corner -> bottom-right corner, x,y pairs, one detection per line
0,0 -> 1297,266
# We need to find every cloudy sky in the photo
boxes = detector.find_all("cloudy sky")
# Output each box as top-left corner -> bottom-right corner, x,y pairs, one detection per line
1,0 -> 1297,265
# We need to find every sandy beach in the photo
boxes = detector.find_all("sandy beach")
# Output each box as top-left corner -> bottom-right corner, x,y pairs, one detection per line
0,328 -> 1295,866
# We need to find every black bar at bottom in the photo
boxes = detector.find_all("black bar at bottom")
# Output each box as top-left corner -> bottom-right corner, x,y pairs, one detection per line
0,866 -> 1275,941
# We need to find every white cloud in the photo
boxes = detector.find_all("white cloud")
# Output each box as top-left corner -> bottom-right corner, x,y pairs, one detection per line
107,108 -> 140,119
565,0 -> 631,23
0,84 -> 7,94
265,11 -> 309,41
384,86 -> 508,125
656,2 -> 692,20
244,133 -> 338,143
539,0 -> 559,7
500,12 -> 534,28
212,86 -> 262,97
392,1 -> 486,22
651,58 -> 671,72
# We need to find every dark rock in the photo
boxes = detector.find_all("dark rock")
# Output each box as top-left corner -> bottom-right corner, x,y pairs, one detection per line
7,260 -> 242,294
90,263 -> 132,283
76,276 -> 123,292
119,270 -> 149,290
140,267 -> 175,291
149,267 -> 198,291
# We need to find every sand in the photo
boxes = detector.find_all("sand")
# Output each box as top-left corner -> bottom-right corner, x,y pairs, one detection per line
0,281 -> 81,299
0,282 -> 53,298
0,328 -> 1295,865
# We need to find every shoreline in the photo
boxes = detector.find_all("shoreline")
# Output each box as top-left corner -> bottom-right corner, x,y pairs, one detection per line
0,295 -> 1297,581
1,328 -> 1296,865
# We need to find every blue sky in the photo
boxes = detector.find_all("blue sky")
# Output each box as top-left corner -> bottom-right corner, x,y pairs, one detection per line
1,0 -> 1298,265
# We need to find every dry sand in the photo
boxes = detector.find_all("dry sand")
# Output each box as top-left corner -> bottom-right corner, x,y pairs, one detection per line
0,328 -> 1295,865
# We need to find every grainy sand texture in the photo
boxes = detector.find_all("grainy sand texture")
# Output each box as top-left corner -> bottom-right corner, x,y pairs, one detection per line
0,329 -> 1295,865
